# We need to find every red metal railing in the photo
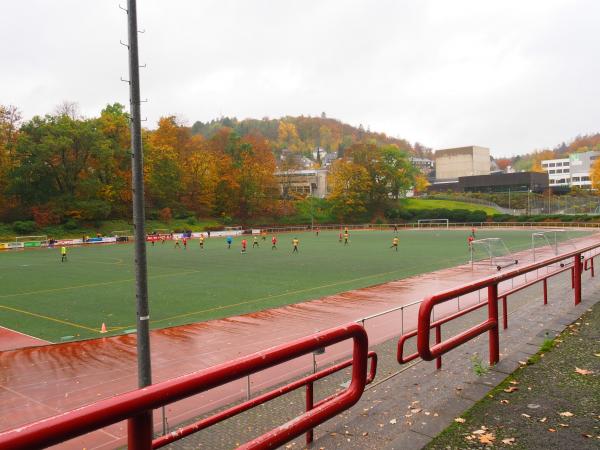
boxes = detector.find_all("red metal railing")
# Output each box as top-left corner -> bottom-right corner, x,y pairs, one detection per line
402,243 -> 600,368
0,323 -> 373,450
153,351 -> 377,448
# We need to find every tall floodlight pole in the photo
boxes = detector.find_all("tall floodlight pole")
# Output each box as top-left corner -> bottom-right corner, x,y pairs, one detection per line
124,0 -> 153,444
126,0 -> 152,388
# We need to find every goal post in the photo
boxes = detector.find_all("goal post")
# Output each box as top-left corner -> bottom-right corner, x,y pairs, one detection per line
531,229 -> 576,261
111,230 -> 133,237
150,228 -> 171,235
417,219 -> 449,229
470,237 -> 518,271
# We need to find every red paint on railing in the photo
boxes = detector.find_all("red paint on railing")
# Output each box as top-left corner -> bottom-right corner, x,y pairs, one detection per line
0,323 -> 371,450
152,351 -> 377,448
412,243 -> 600,368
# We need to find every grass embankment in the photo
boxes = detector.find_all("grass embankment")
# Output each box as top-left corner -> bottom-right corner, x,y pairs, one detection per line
401,198 -> 500,215
426,302 -> 600,449
0,219 -> 221,241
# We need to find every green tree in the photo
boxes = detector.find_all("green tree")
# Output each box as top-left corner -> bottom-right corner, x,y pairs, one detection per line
10,112 -> 113,220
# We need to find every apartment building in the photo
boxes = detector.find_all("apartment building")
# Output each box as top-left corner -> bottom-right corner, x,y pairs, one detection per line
541,158 -> 570,187
541,151 -> 600,189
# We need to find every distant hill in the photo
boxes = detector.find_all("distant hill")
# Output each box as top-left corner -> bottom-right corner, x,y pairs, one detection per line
191,115 -> 432,158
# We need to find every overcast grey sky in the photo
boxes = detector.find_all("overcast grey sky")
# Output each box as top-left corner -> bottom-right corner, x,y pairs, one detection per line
1,0 -> 599,157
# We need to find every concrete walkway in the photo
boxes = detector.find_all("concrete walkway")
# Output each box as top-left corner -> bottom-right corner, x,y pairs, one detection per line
297,267 -> 600,449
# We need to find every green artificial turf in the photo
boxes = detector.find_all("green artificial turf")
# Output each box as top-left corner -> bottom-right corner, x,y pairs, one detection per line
0,229 -> 588,343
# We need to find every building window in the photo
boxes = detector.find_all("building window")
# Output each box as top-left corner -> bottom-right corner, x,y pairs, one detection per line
582,176 -> 590,181
549,163 -> 556,167
549,170 -> 555,174
572,177 -> 580,182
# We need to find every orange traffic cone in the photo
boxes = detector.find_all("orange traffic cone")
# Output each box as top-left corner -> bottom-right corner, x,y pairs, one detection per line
100,323 -> 107,333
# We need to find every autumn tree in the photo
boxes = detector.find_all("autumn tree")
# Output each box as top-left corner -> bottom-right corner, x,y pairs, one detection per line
180,135 -> 219,216
277,121 -> 301,152
0,105 -> 21,219
590,158 -> 600,191
328,160 -> 371,220
145,116 -> 185,209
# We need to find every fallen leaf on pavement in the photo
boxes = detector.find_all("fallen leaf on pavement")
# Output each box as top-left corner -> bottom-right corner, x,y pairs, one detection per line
454,417 -> 466,423
502,437 -> 516,445
559,411 -> 574,417
521,413 -> 531,418
478,432 -> 495,444
500,399 -> 510,404
509,380 -> 519,385
389,418 -> 397,424
540,417 -> 547,423
472,429 -> 486,435
548,428 -> 557,432
575,367 -> 594,375
559,423 -> 569,428
503,387 -> 519,393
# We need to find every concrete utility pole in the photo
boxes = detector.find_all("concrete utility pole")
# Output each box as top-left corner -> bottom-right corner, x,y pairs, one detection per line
126,0 -> 152,389
124,0 -> 154,445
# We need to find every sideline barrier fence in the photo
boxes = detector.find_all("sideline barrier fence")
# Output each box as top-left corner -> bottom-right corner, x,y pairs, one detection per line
0,323 -> 373,450
2,221 -> 600,251
399,242 -> 600,369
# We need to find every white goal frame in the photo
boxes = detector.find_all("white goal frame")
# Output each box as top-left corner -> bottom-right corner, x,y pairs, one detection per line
470,237 -> 518,271
417,219 -> 449,229
15,235 -> 48,243
111,230 -> 133,237
151,228 -> 171,235
531,229 -> 576,262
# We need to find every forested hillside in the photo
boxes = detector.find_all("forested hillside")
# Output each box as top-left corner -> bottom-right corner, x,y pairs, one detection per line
0,104 -> 424,230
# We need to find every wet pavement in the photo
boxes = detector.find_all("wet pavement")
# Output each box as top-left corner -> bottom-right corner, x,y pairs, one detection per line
0,233 -> 598,449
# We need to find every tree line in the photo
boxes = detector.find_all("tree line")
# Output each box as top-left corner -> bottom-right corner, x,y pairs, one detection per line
0,104 -> 425,228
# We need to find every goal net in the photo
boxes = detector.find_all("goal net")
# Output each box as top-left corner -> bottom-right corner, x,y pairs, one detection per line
470,237 -> 518,271
417,219 -> 449,229
15,235 -> 48,247
151,228 -> 171,235
111,230 -> 133,237
531,229 -> 577,262
224,226 -> 243,231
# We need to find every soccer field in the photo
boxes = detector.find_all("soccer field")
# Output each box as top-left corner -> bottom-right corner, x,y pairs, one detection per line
0,229 -> 590,343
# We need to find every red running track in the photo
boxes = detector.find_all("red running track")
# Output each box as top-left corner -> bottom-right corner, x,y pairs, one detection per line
0,233 -> 598,449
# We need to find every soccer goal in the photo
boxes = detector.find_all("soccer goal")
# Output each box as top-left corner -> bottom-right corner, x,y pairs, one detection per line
15,235 -> 48,244
470,237 -> 518,271
417,219 -> 449,229
531,229 -> 577,261
111,230 -> 133,237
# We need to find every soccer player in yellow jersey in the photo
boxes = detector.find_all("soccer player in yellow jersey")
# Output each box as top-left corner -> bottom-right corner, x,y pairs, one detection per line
391,236 -> 399,251
199,235 -> 205,249
253,236 -> 259,248
61,246 -> 67,262
343,232 -> 349,245
292,237 -> 299,253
